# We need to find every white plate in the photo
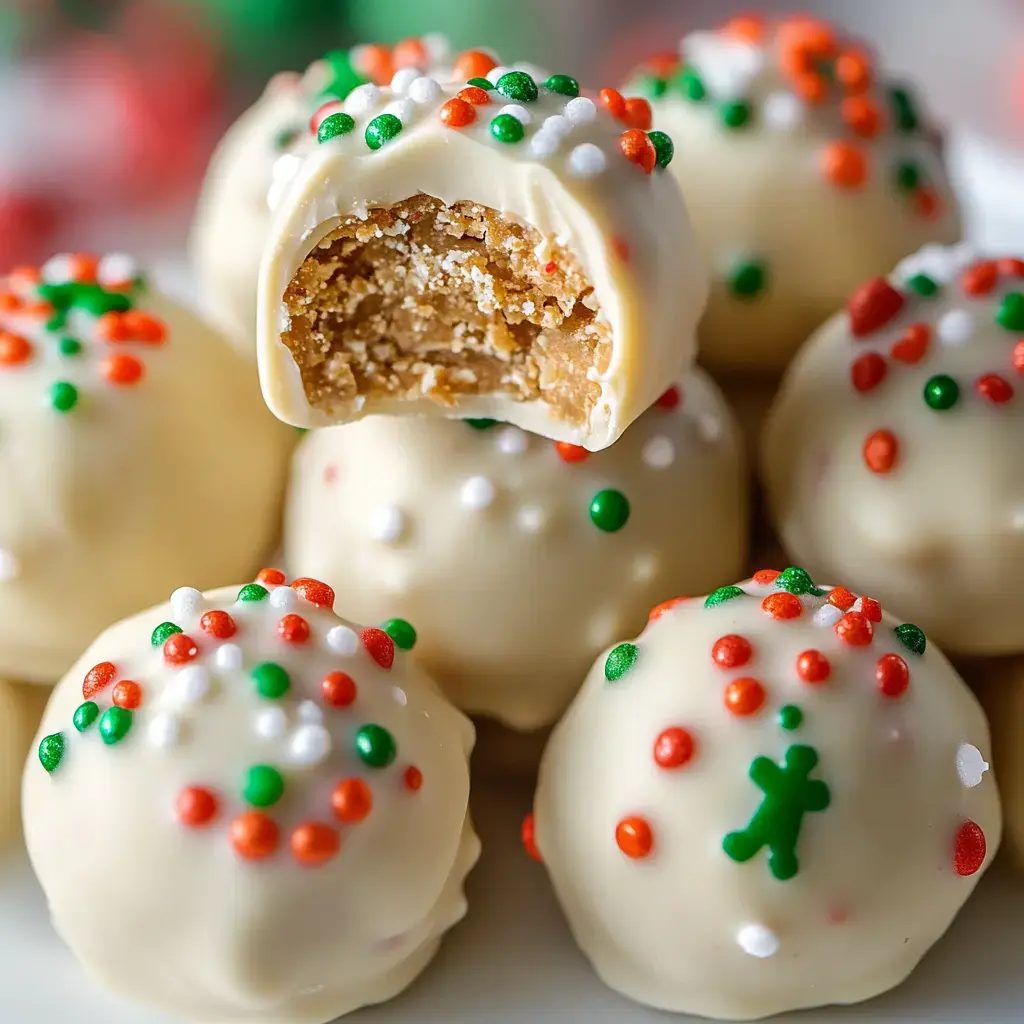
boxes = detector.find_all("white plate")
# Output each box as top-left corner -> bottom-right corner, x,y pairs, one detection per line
1,779 -> 1021,1023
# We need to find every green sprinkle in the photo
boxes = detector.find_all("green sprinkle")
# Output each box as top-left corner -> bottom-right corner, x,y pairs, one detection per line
273,126 -> 301,151
73,702 -> 99,732
356,724 -> 397,768
629,75 -> 668,99
543,74 -> 579,98
496,70 -> 538,103
674,67 -> 706,102
894,161 -> 922,192
251,662 -> 290,700
58,337 -> 82,357
705,585 -> 745,609
889,86 -> 919,133
49,381 -> 78,413
382,617 -> 417,650
317,111 -> 355,144
237,583 -> 269,602
243,765 -> 285,807
46,313 -> 66,332
150,621 -> 183,646
589,489 -> 630,532
648,130 -> 674,169
996,292 -> 1024,331
465,418 -> 499,430
38,282 -> 131,319
907,273 -> 940,297
490,113 -> 525,144
775,567 -> 826,597
729,258 -> 768,299
38,733 -> 65,773
720,99 -> 752,130
605,643 -> 639,682
365,113 -> 403,150
467,76 -> 494,90
778,705 -> 804,732
321,49 -> 366,99
923,374 -> 960,411
894,623 -> 927,656
99,707 -> 132,745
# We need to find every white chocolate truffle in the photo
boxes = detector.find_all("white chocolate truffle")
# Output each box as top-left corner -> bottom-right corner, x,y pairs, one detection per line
1,680 -> 48,844
23,574 -> 477,1023
258,69 -> 706,451
284,370 -> 748,732
622,14 -> 960,376
0,255 -> 290,683
531,567 -> 1000,1020
763,246 -> 1024,655
190,38 -> 497,350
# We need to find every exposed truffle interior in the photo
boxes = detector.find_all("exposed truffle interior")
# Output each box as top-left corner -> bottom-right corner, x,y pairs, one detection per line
280,194 -> 611,425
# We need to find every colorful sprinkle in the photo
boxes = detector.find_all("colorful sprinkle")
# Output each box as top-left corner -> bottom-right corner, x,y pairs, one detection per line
356,724 -> 397,768
251,662 -> 291,699
176,786 -> 219,828
322,671 -> 357,708
544,74 -> 579,97
496,71 -> 538,103
163,632 -> 199,666
365,113 -> 402,150
851,352 -> 887,393
440,98 -> 475,127
976,374 -> 1014,405
648,130 -> 674,168
720,100 -> 752,129
73,701 -> 99,732
112,680 -> 142,710
953,820 -> 987,877
996,292 -> 1024,332
332,778 -> 373,823
835,611 -> 873,646
890,323 -> 930,364
923,374 -> 960,411
653,727 -> 696,769
893,623 -> 926,655
775,567 -> 825,596
38,733 -> 65,772
796,649 -> 831,684
762,592 -> 803,620
590,489 -> 630,532
605,643 -> 640,681
317,111 -> 355,143
956,744 -> 990,789
82,661 -> 117,699
243,765 -> 285,807
863,429 -> 899,474
848,278 -> 904,336
730,258 -> 768,299
555,441 -> 589,463
277,614 -> 311,645
291,578 -> 335,609
490,112 -> 524,143
49,381 -> 78,412
712,634 -> 753,669
906,273 -> 940,298
361,627 -> 396,669
230,812 -> 280,861
200,610 -> 236,639
382,618 -> 417,650
705,585 -> 745,608
98,706 -> 132,745
615,816 -> 654,859
238,583 -> 269,603
619,129 -> 657,173
291,823 -> 341,866
736,924 -> 780,959
522,812 -> 542,861
724,677 -> 766,717
821,141 -> 868,188
778,705 -> 803,731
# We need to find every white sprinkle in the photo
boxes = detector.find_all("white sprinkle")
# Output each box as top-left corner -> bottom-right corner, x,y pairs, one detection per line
497,427 -> 529,455
568,143 -> 607,178
392,685 -> 408,706
269,586 -> 298,611
345,83 -> 381,117
408,75 -> 442,105
642,435 -> 675,469
632,554 -> 657,582
564,96 -> 596,124
762,91 -> 804,131
326,625 -> 359,656
957,743 -> 990,788
370,505 -> 406,543
499,103 -> 532,125
487,65 -> 510,84
390,67 -> 421,95
937,309 -> 974,345
737,924 -> 780,959
542,114 -> 572,137
41,253 -> 75,284
97,253 -> 138,288
684,32 -> 764,97
0,549 -> 19,582
697,414 -> 723,443
289,724 -> 332,766
517,505 -> 546,533
148,712 -> 180,748
214,643 -> 244,672
167,666 -> 211,705
170,587 -> 204,619
529,130 -> 561,159
270,152 -> 302,183
461,476 -> 497,510
298,700 -> 324,724
255,706 -> 287,740
384,99 -> 414,124
813,604 -> 844,627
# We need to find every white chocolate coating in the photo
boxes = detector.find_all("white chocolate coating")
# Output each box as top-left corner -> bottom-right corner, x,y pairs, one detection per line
22,577 -> 477,1023
258,71 -> 706,451
1,680 -> 48,844
533,569 -> 1000,1019
0,257 -> 291,684
763,244 -> 1024,655
284,369 -> 748,732
623,15 -> 960,376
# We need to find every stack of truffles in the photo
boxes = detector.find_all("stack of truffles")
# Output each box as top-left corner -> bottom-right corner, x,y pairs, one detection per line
3,15 -> 1022,1024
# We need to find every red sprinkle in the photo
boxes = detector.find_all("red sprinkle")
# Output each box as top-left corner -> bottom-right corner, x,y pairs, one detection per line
176,786 -> 219,828
403,766 -> 423,792
976,373 -> 1014,405
857,597 -> 882,623
752,569 -> 781,586
457,86 -> 492,106
361,628 -> 395,669
656,385 -> 681,410
543,261 -> 557,275
835,611 -> 873,646
827,586 -> 855,610
0,331 -> 32,367
953,820 -> 987,877
257,568 -> 287,586
291,822 -> 341,866
863,429 -> 899,474
321,671 -> 357,708
623,97 -> 653,130
762,592 -> 803,620
653,727 -> 696,769
961,261 -> 998,297
612,236 -> 631,262
599,87 -> 627,120
1014,340 -> 1024,376
890,323 -> 930,364
615,816 -> 654,858
163,632 -> 199,665
82,661 -> 116,699
522,812 -> 542,862
998,257 -> 1024,278
850,352 -> 887,393
848,278 -> 905,337
555,441 -> 590,463
648,596 -> 687,622
102,353 -> 144,385
291,577 -> 335,609
876,653 -> 909,698
724,677 -> 766,716
440,97 -> 476,128
278,614 -> 311,645
711,634 -> 753,669
619,129 -> 657,173
200,610 -> 236,639
111,680 -> 142,709
914,188 -> 941,220
332,778 -> 373,823
796,650 -> 831,684
230,812 -> 280,861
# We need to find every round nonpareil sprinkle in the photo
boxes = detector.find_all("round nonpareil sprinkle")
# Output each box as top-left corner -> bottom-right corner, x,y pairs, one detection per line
616,816 -> 654,858
712,634 -> 753,669
251,662 -> 291,699
590,489 -> 630,532
356,723 -> 397,768
99,706 -> 132,745
737,924 -> 780,959
796,650 -> 830,683
653,727 -> 696,769
176,787 -> 219,828
332,778 -> 373,823
724,677 -> 766,716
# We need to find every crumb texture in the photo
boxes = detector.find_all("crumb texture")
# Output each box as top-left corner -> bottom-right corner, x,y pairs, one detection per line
281,194 -> 611,423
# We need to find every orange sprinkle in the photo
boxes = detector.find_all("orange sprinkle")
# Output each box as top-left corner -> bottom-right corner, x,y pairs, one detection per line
793,73 -> 828,105
102,353 -> 144,385
620,129 -> 657,173
257,568 -> 287,586
176,786 -> 218,828
0,331 -> 32,367
752,569 -> 780,586
200,610 -> 236,639
22,301 -> 53,319
762,592 -> 803,620
796,650 -> 831,684
1015,340 -> 1024,375
454,49 -> 497,81
522,812 -> 542,862
230,812 -> 280,860
97,311 -> 130,342
615,816 -> 653,858
392,37 -> 429,69
826,586 -> 855,610
440,97 -> 476,128
835,611 -> 873,647
778,17 -> 837,80
890,323 -> 931,364
821,141 -> 869,188
998,257 -> 1024,277
724,677 -> 766,716
332,778 -> 373,823
643,52 -> 682,78
291,822 -> 341,866
623,97 -> 653,131
858,596 -> 882,623
555,441 -> 590,463
403,766 -> 423,791
835,48 -> 873,93
457,86 -> 491,106
711,634 -> 753,669
121,311 -> 167,343
291,577 -> 335,609
357,43 -> 394,85
648,596 -> 687,622
599,87 -> 627,120
0,291 -> 22,311
721,13 -> 766,43
112,680 -> 142,709
278,613 -> 311,644
841,96 -> 883,138
863,429 -> 899,474
69,252 -> 99,283
8,265 -> 40,292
